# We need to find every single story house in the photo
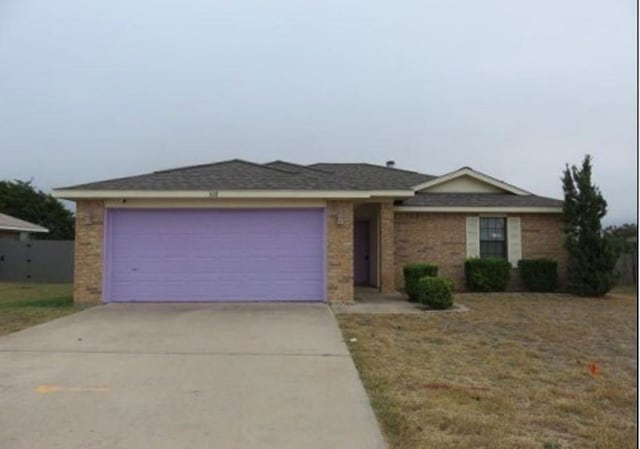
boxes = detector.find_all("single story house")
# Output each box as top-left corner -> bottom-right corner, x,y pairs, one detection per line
0,213 -> 49,240
53,159 -> 566,304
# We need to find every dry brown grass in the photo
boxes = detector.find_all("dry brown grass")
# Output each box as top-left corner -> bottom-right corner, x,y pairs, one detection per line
338,293 -> 637,449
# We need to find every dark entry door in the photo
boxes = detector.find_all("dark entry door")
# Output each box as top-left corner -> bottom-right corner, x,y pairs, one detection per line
353,220 -> 370,285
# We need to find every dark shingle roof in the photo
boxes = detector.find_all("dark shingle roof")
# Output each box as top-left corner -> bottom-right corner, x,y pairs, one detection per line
57,159 -> 562,209
309,163 -> 435,190
264,160 -> 332,175
400,193 -> 563,208
60,159 -> 357,191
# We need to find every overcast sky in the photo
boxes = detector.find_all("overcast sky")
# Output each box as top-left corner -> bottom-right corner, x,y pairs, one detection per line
0,0 -> 636,224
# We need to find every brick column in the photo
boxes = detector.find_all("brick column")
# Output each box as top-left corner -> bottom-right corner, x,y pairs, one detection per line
74,200 -> 104,304
379,200 -> 395,293
326,200 -> 354,303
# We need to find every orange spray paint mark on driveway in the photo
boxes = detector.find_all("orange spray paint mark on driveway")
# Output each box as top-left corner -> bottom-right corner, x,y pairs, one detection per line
36,385 -> 110,394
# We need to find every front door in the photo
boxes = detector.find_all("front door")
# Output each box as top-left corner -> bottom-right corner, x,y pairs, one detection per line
353,220 -> 370,285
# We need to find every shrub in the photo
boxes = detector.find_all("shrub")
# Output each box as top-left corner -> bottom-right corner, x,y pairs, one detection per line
518,258 -> 558,292
417,276 -> 454,309
403,263 -> 438,302
465,258 -> 512,292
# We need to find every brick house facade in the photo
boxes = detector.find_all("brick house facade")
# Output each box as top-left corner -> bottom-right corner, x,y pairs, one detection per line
394,212 -> 567,291
58,161 -> 567,304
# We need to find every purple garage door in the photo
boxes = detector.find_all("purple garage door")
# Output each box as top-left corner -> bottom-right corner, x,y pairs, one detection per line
104,208 -> 325,302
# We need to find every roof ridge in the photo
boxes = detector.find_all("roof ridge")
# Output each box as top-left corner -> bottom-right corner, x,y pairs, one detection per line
154,159 -> 239,174
55,170 -> 160,190
230,159 -> 299,176
154,159 -> 297,176
266,160 -> 333,175
58,159 -> 296,190
262,160 -> 362,189
359,162 -> 435,177
310,162 -> 434,177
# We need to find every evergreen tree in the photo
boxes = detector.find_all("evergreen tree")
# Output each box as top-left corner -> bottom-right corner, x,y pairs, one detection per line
561,155 -> 619,296
0,180 -> 74,240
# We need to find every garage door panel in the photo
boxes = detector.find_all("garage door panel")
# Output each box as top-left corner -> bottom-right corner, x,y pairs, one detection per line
105,208 -> 325,302
112,268 -> 324,280
111,255 -> 322,274
110,280 -> 325,301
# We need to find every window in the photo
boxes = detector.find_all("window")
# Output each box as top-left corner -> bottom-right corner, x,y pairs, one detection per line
480,217 -> 506,258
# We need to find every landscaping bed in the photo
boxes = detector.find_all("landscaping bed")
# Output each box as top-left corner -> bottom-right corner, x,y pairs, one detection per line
338,293 -> 637,449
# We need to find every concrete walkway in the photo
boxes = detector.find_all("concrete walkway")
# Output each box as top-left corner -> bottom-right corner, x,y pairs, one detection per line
0,303 -> 386,449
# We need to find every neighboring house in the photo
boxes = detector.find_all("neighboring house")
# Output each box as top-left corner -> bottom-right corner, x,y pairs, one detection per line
53,159 -> 566,304
0,213 -> 49,241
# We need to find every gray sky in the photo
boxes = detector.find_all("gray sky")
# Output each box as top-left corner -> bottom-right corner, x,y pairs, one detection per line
0,0 -> 636,224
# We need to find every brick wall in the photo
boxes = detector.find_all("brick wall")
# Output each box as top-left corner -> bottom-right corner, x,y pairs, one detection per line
394,212 -> 468,290
394,212 -> 567,291
379,201 -> 395,293
326,200 -> 354,303
520,213 -> 568,285
74,200 -> 104,304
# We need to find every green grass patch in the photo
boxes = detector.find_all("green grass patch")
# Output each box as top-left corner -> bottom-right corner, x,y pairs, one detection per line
611,284 -> 637,297
0,295 -> 73,309
0,282 -> 85,336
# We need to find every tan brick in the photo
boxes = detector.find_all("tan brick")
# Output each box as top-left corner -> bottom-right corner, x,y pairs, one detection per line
394,212 -> 567,291
520,213 -> 568,285
74,200 -> 104,304
379,201 -> 395,293
394,212 -> 467,290
326,200 -> 354,303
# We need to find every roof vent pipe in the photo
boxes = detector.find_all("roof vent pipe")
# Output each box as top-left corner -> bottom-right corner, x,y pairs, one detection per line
386,160 -> 395,168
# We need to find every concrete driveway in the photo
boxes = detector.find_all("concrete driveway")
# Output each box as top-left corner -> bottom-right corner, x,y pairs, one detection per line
0,303 -> 386,449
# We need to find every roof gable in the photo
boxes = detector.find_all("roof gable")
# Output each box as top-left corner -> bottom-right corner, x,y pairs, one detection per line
412,167 -> 530,195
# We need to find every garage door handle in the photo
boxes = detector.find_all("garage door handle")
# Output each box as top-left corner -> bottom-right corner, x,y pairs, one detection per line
131,268 -> 139,271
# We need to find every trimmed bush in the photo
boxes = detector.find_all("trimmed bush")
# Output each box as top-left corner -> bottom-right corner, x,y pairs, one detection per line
465,258 -> 512,292
518,258 -> 558,292
403,263 -> 438,302
417,276 -> 454,309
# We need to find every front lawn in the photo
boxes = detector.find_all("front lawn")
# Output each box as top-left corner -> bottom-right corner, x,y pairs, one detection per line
338,293 -> 637,449
0,282 -> 83,336
612,284 -> 637,298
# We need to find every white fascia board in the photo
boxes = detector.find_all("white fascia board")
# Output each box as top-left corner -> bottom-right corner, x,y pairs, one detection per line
52,190 -> 211,199
368,190 -> 415,198
0,225 -> 49,233
216,190 -> 371,199
411,168 -> 531,196
394,206 -> 562,213
53,189 -> 372,200
104,199 -> 326,208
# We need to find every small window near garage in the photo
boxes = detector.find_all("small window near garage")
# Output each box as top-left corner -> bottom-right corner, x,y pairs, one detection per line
480,217 -> 506,258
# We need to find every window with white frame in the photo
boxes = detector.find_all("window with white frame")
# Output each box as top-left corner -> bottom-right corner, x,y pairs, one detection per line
479,217 -> 506,258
